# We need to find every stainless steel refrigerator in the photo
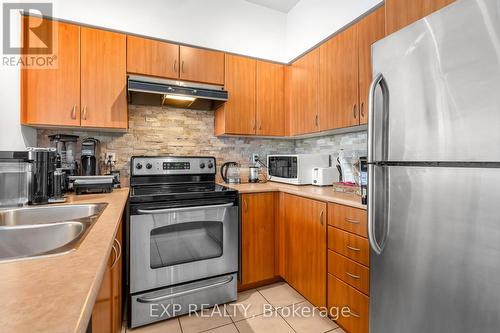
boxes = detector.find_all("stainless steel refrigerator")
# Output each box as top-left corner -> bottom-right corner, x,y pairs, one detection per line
367,0 -> 500,332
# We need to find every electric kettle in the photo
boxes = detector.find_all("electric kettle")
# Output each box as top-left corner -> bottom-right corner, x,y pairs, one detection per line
220,162 -> 241,184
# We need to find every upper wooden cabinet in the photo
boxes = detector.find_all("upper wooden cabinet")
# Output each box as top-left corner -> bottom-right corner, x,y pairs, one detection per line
358,6 -> 386,124
21,18 -> 81,127
127,36 -> 179,79
81,27 -> 127,129
385,0 -> 455,35
289,48 -> 320,136
215,55 -> 286,136
284,193 -> 327,308
21,18 -> 127,130
216,54 -> 256,135
241,193 -> 276,286
179,46 -> 225,85
256,61 -> 285,136
319,24 -> 359,130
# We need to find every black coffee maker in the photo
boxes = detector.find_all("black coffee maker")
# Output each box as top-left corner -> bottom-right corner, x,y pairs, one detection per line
28,148 -> 57,205
81,138 -> 100,176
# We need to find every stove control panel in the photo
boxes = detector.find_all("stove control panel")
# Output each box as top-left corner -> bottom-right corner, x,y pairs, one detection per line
132,156 -> 216,176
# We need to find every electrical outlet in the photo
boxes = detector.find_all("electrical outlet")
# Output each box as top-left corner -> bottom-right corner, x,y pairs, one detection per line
251,154 -> 259,164
105,152 -> 116,162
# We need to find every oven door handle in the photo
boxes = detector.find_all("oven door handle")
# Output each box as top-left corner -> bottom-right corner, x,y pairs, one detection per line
136,203 -> 234,215
136,275 -> 234,303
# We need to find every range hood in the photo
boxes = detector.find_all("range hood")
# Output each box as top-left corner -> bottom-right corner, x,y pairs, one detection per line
127,75 -> 228,111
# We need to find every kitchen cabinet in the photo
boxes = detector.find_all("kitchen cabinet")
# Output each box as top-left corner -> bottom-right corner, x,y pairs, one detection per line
318,6 -> 385,130
319,24 -> 359,130
127,36 -> 179,79
215,56 -> 286,136
179,46 -> 225,85
21,18 -> 128,130
241,193 -> 276,285
256,61 -> 286,136
284,193 -> 326,307
358,6 -> 386,124
385,0 -> 455,35
328,275 -> 369,333
81,27 -> 127,129
21,17 -> 81,127
92,219 -> 123,333
289,48 -> 320,136
215,54 -> 256,135
328,203 -> 368,238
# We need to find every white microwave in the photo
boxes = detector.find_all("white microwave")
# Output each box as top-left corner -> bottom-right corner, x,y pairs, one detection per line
267,154 -> 330,185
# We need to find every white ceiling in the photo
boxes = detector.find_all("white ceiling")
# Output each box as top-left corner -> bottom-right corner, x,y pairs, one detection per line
245,0 -> 300,13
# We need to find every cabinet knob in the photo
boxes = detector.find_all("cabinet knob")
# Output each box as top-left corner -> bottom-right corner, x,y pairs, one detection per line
71,105 -> 77,120
315,114 -> 319,127
181,61 -> 185,73
353,104 -> 358,119
360,102 -> 365,118
320,210 -> 324,225
173,60 -> 177,73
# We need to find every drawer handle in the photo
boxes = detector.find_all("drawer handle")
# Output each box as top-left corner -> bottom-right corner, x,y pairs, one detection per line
137,275 -> 233,303
349,310 -> 361,318
346,245 -> 361,252
346,272 -> 361,280
345,217 -> 360,224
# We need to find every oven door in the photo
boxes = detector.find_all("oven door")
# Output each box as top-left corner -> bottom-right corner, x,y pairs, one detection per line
130,201 -> 238,293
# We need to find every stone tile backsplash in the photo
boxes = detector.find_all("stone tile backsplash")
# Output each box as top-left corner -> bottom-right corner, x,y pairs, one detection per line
37,105 -> 367,186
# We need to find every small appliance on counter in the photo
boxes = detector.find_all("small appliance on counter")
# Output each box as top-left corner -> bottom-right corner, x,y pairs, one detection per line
267,154 -> 330,185
359,156 -> 367,205
248,165 -> 259,183
48,134 -> 79,194
220,162 -> 241,184
0,151 -> 32,207
312,167 -> 339,186
69,175 -> 114,195
28,147 -> 63,205
81,138 -> 100,176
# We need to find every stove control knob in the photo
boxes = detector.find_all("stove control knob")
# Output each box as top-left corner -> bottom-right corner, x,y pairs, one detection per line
136,163 -> 143,170
199,162 -> 206,169
208,161 -> 214,169
146,163 -> 152,170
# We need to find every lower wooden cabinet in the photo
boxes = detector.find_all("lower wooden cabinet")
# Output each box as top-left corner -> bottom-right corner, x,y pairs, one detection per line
328,275 -> 369,333
241,193 -> 276,286
92,220 -> 123,333
283,193 -> 327,307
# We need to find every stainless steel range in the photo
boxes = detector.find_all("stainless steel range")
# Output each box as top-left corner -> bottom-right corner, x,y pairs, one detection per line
127,156 -> 239,328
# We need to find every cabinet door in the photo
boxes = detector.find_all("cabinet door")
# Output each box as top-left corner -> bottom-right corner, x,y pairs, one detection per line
21,17 -> 80,127
112,219 -> 123,333
92,251 -> 113,333
386,0 -> 455,35
256,61 -> 285,136
358,6 -> 386,125
179,46 -> 224,85
319,24 -> 359,130
217,54 -> 256,135
127,36 -> 179,79
284,194 -> 327,307
241,193 -> 276,285
81,27 -> 127,129
289,49 -> 320,135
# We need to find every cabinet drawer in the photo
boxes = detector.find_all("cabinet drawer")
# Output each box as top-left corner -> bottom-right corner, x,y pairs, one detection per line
328,203 -> 367,237
328,250 -> 369,295
328,275 -> 369,333
328,227 -> 369,266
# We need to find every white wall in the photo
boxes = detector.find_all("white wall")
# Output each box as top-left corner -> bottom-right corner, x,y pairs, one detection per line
0,5 -> 37,150
285,0 -> 383,61
51,0 -> 287,62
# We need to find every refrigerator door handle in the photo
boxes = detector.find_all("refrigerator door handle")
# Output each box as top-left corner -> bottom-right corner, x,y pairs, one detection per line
368,164 -> 384,255
367,73 -> 390,164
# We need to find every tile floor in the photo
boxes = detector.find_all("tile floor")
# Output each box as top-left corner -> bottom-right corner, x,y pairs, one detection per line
127,282 -> 345,333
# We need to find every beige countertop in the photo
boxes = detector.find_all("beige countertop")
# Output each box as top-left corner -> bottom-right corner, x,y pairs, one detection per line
0,188 -> 129,333
221,182 -> 366,210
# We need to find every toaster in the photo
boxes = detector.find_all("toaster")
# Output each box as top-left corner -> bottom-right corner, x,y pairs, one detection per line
312,167 -> 339,186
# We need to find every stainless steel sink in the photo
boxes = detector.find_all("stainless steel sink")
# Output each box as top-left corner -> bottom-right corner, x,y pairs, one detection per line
0,203 -> 107,226
0,203 -> 107,262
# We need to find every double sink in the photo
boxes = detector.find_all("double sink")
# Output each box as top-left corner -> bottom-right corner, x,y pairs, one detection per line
0,203 -> 107,262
